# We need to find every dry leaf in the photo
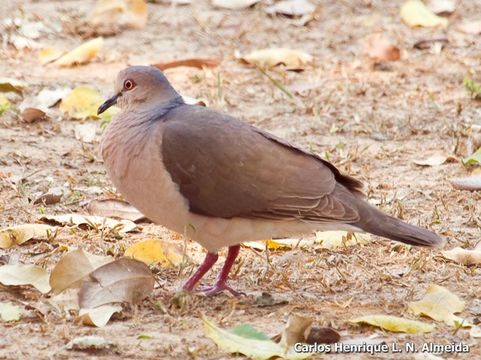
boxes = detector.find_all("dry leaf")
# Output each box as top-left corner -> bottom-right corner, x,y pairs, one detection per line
458,20 -> 481,35
408,284 -> 469,327
78,304 -> 122,327
427,0 -> 456,15
400,0 -> 448,27
211,0 -> 259,10
0,77 -> 28,93
203,317 -> 313,360
266,0 -> 315,17
152,58 -> 220,71
65,336 -> 114,351
450,175 -> 481,191
0,302 -> 23,322
88,0 -> 148,30
40,214 -> 136,233
60,86 -> 119,120
21,108 -> 48,123
0,264 -> 51,293
52,37 -> 103,67
34,187 -> 64,205
87,199 -> 145,222
47,289 -> 80,313
305,327 -> 340,345
38,47 -> 64,64
241,48 -> 313,70
280,313 -> 312,347
470,325 -> 481,338
124,238 -> 184,266
413,153 -> 453,166
0,224 -> 55,249
364,33 -> 400,62
315,231 -> 370,249
181,95 -> 208,106
442,247 -> 481,266
349,314 -> 434,333
79,258 -> 154,309
49,248 -> 113,294
19,87 -> 71,114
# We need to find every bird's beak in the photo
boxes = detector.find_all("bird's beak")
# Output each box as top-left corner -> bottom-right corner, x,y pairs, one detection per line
97,93 -> 120,115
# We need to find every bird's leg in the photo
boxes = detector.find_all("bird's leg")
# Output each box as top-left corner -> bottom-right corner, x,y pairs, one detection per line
182,252 -> 219,292
199,245 -> 245,297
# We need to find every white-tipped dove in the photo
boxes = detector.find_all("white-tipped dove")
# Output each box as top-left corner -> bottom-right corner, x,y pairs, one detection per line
98,66 -> 445,296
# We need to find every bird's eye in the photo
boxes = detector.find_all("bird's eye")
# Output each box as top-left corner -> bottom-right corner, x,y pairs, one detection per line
123,79 -> 135,90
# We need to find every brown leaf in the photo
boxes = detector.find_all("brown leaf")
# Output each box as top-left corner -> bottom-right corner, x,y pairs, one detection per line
306,327 -> 341,345
87,199 -> 146,222
79,258 -> 154,309
21,108 -> 47,123
280,313 -> 312,347
450,175 -> 481,191
49,248 -> 113,294
152,58 -> 220,71
364,33 -> 400,62
266,0 -> 315,17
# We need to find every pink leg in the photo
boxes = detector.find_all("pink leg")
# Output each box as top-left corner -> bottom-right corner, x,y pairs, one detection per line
182,252 -> 219,291
200,245 -> 245,297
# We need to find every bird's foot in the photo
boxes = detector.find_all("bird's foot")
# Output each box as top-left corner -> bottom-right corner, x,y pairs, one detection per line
198,282 -> 246,297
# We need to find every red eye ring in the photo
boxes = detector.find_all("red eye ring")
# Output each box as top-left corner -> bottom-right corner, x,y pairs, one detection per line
123,79 -> 135,90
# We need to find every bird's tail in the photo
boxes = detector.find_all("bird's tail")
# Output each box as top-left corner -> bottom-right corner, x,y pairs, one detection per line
354,200 -> 445,247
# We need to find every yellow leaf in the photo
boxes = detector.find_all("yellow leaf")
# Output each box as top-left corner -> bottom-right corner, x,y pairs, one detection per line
59,88 -> 120,120
408,284 -> 470,327
349,314 -> 434,333
52,37 -> 103,67
0,94 -> 10,114
124,238 -> 184,267
0,264 -> 51,293
241,48 -> 313,69
203,317 -> 313,360
400,0 -> 448,28
89,0 -> 148,29
0,224 -> 55,249
315,231 -> 370,249
0,302 -> 23,322
38,47 -> 64,64
78,304 -> 122,327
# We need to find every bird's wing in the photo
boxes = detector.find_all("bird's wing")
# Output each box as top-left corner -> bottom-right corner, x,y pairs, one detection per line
160,105 -> 361,223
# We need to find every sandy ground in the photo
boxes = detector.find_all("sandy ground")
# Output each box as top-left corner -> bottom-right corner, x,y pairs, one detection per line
1,0 -> 480,359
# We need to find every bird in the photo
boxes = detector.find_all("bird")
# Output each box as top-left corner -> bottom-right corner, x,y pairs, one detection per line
98,65 -> 445,296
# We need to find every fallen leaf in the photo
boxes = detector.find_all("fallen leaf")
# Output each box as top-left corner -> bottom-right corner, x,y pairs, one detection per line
400,0 -> 448,28
450,175 -> 481,191
266,0 -> 315,17
315,231 -> 370,249
65,336 -> 115,351
21,108 -> 47,123
463,147 -> 481,165
442,247 -> 481,265
38,47 -> 64,64
33,187 -> 64,205
124,238 -> 184,266
78,304 -> 122,327
211,0 -> 259,10
408,284 -> 469,327
152,58 -> 220,71
20,87 -> 71,113
49,248 -> 113,294
47,289 -> 79,313
413,153 -> 453,166
0,224 -> 56,249
0,302 -> 23,322
458,20 -> 481,35
40,213 -> 136,233
0,95 -> 11,114
0,264 -> 51,293
280,313 -> 312,347
241,48 -> 313,70
231,324 -> 271,340
52,37 -> 103,67
363,33 -> 400,62
87,199 -> 145,222
305,327 -> 340,345
79,258 -> 155,309
88,0 -> 148,30
74,123 -> 97,143
0,77 -> 27,93
349,314 -> 434,333
203,317 -> 313,360
427,0 -> 456,15
470,325 -> 481,338
60,86 -> 119,120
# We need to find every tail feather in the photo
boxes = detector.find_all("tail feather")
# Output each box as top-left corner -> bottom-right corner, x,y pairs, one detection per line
354,201 -> 445,248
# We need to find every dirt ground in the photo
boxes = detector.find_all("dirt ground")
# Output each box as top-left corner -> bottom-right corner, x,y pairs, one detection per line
1,0 -> 481,359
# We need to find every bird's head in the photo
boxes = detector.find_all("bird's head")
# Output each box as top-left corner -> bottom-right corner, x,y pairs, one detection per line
97,66 -> 179,115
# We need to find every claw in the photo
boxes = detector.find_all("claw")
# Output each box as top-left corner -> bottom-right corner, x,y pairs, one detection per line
198,282 -> 246,297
